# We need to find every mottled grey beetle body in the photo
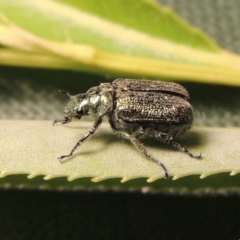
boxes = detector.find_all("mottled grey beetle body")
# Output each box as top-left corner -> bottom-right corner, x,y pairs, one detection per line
54,78 -> 201,178
112,79 -> 192,138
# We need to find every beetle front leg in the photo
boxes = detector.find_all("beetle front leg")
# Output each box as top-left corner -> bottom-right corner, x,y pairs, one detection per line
53,116 -> 72,126
58,117 -> 102,162
114,131 -> 169,178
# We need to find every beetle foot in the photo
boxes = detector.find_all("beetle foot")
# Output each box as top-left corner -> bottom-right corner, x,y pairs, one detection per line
58,154 -> 72,163
192,152 -> 202,160
53,117 -> 70,126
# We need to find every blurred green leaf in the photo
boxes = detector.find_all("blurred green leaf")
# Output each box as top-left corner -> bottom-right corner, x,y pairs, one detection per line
0,0 -> 240,85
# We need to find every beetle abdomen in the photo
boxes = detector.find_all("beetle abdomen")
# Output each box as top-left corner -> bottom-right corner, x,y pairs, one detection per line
116,91 -> 193,124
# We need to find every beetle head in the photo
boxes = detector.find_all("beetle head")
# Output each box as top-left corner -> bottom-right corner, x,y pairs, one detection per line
61,83 -> 113,120
61,91 -> 86,120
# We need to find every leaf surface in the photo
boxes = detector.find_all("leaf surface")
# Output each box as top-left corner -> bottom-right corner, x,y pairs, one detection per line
1,120 -> 240,185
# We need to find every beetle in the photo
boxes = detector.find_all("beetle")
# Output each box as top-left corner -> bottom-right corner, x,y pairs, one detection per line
53,78 -> 202,178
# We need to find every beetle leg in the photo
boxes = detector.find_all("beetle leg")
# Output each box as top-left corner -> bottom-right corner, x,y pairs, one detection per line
157,133 -> 202,160
170,140 -> 202,159
59,90 -> 72,98
53,116 -> 72,126
58,117 -> 102,162
114,131 -> 168,179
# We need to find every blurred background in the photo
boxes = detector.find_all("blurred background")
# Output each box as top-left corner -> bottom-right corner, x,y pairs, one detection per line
1,0 -> 240,127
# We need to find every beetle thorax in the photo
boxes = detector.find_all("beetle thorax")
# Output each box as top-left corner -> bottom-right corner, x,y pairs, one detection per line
79,83 -> 113,117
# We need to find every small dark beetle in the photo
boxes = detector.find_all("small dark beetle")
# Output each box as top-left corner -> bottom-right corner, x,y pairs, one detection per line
54,78 -> 202,178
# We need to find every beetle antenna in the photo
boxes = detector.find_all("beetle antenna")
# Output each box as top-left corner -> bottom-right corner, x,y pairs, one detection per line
58,90 -> 72,99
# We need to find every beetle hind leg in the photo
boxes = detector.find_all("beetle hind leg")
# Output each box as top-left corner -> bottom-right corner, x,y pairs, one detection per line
171,140 -> 202,159
156,132 -> 202,160
115,131 -> 169,179
144,129 -> 202,160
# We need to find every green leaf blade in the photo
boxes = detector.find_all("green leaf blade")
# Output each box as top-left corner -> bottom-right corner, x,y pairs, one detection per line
1,120 -> 240,184
0,0 -> 240,85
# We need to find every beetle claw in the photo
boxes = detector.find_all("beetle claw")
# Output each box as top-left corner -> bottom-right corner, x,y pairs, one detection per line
53,117 -> 70,126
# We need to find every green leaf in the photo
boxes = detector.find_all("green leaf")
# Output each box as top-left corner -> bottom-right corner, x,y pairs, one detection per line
1,120 -> 240,191
0,0 -> 240,85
